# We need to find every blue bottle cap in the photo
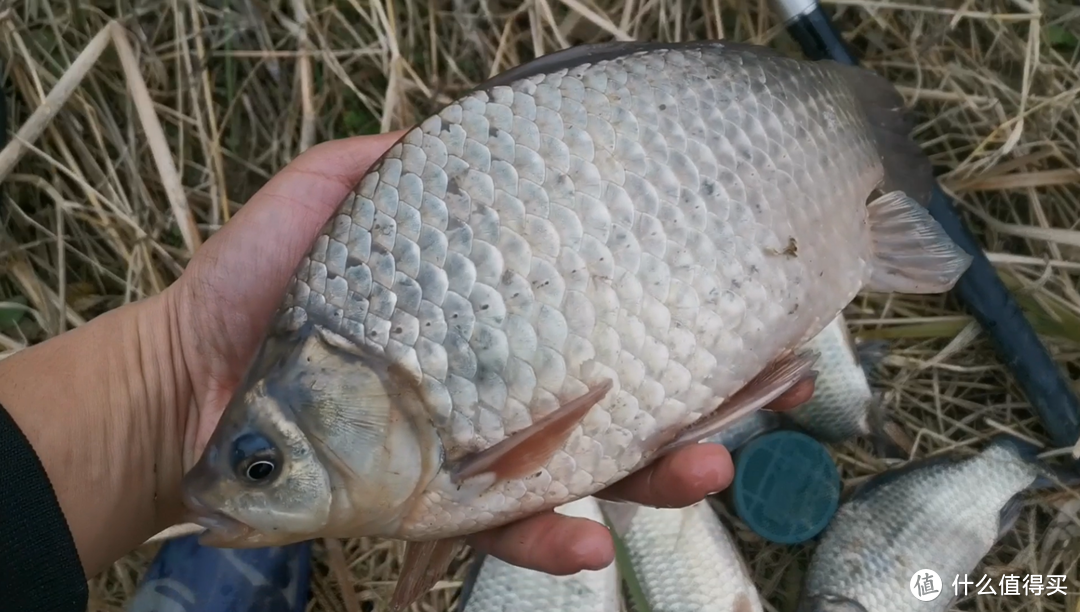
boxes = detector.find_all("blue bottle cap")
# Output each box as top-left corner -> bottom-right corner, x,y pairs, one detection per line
731,430 -> 840,545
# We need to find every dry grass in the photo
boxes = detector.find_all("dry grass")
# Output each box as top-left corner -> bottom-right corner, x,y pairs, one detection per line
1,0 -> 1079,611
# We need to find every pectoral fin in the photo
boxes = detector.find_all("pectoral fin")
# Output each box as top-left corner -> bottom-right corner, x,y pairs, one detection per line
449,379 -> 614,484
656,351 -> 819,457
389,537 -> 463,611
865,190 -> 973,294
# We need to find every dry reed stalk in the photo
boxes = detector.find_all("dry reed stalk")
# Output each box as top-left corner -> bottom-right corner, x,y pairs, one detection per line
110,22 -> 202,255
0,21 -> 112,183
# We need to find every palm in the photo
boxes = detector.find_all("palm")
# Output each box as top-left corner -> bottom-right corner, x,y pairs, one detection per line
171,133 -> 406,468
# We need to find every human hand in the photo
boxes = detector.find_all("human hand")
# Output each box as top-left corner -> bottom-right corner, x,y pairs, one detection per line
164,133 -> 815,575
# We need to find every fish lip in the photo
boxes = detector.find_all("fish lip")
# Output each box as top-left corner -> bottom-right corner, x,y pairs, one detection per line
181,489 -> 254,546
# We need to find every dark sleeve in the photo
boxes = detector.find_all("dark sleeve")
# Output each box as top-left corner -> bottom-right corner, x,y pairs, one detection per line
0,401 -> 89,612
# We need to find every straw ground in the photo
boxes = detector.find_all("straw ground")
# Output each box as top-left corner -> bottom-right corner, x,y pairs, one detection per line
1,0 -> 1078,610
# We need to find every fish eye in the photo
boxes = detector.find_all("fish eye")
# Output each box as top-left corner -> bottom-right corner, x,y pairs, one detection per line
231,432 -> 281,485
245,460 -> 277,482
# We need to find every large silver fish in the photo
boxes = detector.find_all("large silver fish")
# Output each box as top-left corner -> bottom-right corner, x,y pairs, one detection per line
455,496 -> 622,612
180,39 -> 972,608
796,435 -> 1078,612
605,498 -> 765,612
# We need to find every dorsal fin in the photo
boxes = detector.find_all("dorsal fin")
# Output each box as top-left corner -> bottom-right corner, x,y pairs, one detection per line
471,39 -> 791,91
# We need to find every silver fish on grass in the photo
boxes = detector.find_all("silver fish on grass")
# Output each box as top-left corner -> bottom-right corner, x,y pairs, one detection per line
604,498 -> 765,612
180,39 -> 973,609
796,435 -> 1080,612
455,496 -> 621,612
786,313 -> 893,447
790,313 -> 884,441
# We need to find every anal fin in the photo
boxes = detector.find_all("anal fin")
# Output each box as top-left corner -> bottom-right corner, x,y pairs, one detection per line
449,379 -> 614,484
865,190 -> 973,294
389,537 -> 463,611
656,351 -> 819,458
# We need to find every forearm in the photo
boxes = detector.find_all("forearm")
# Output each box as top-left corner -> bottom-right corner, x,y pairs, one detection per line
0,292 -> 190,578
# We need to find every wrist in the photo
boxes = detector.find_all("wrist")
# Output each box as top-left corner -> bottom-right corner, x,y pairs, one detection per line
0,290 -> 192,577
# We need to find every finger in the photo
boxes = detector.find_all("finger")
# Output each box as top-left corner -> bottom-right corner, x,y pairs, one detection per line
596,442 -> 734,508
764,377 -> 816,413
466,511 -> 614,575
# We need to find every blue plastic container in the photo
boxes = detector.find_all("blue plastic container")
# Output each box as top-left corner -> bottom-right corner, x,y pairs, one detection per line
125,535 -> 313,612
730,430 -> 840,545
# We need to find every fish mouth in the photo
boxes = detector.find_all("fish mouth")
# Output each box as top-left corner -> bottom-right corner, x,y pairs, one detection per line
182,489 -> 255,547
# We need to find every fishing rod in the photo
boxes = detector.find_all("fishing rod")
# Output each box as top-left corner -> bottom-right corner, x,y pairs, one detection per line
771,0 -> 1080,452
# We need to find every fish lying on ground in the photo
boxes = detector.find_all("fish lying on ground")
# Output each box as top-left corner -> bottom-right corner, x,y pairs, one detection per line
784,313 -> 908,458
787,313 -> 883,443
180,38 -> 973,608
455,496 -> 621,612
796,435 -> 1080,612
603,498 -> 765,612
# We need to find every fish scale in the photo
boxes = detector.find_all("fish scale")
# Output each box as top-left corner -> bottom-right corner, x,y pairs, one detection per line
456,496 -> 622,612
273,45 -> 878,540
613,499 -> 765,612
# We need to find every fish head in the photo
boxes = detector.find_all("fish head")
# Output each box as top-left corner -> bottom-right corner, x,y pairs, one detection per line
181,322 -> 442,547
